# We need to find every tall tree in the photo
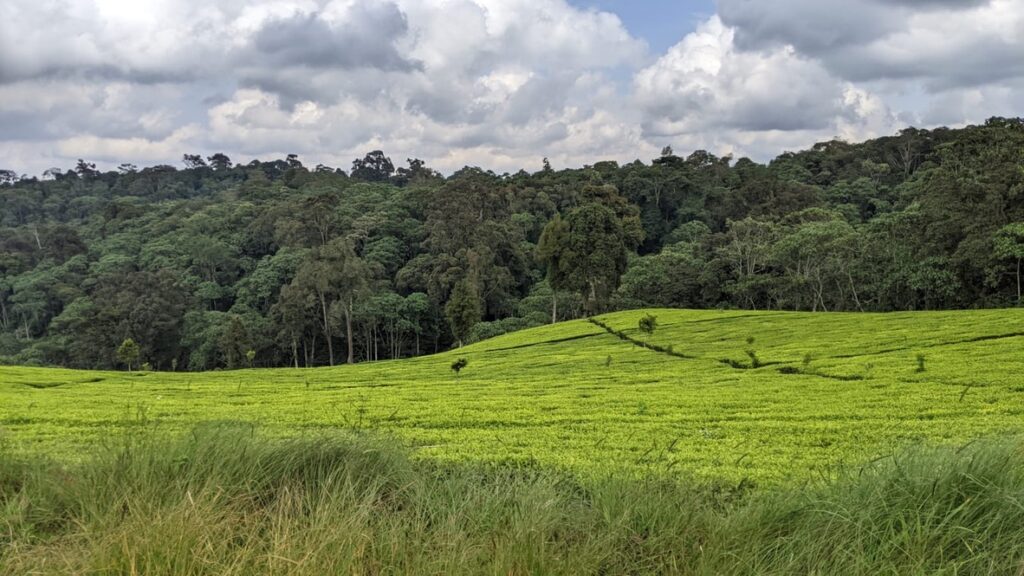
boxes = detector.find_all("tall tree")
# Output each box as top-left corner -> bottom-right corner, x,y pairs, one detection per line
560,203 -> 637,315
445,277 -> 482,347
537,213 -> 570,323
993,223 -> 1024,303
292,238 -> 368,365
351,151 -> 395,182
117,338 -> 140,371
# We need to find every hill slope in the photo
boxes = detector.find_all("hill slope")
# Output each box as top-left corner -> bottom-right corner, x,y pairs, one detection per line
2,308 -> 1023,483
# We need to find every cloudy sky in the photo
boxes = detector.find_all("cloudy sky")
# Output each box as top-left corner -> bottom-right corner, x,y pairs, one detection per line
1,0 -> 1022,176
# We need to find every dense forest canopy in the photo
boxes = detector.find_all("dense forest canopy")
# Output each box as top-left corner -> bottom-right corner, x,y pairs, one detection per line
2,118 -> 1023,370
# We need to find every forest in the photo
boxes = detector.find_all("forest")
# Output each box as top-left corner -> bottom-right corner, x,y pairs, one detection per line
1,117 -> 1023,371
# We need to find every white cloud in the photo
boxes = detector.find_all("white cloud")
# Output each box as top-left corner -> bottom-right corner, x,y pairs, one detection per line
719,0 -> 1024,89
1,0 -> 651,173
633,17 -> 900,158
0,0 -> 1020,175
56,125 -> 204,163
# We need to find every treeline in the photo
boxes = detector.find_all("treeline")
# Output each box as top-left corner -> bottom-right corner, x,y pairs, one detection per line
1,118 -> 1023,370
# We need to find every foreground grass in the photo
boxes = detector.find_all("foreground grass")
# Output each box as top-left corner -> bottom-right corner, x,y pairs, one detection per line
2,428 -> 1023,575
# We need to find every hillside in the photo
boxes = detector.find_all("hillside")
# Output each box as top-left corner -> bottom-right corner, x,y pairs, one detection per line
3,308 -> 1023,484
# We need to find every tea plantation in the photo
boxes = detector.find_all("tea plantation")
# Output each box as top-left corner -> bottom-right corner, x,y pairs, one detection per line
3,309 -> 1023,484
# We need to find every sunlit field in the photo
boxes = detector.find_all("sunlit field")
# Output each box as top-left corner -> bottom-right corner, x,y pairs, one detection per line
4,308 -> 1023,484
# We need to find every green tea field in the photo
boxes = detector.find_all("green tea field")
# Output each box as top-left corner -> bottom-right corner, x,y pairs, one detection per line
3,308 -> 1024,484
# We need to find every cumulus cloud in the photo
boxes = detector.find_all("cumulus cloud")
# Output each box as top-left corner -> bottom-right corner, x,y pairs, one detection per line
718,0 -> 1024,89
0,0 -> 1020,174
633,17 -> 900,158
249,4 -> 417,71
0,0 -> 658,174
634,18 -> 844,135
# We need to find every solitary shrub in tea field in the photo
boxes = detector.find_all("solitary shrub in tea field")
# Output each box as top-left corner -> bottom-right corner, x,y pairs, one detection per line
639,314 -> 657,338
451,358 -> 469,380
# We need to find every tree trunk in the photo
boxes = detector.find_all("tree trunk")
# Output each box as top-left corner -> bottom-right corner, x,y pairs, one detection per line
551,290 -> 557,324
1017,258 -> 1021,304
0,296 -> 8,331
345,296 -> 355,364
847,270 -> 864,312
292,337 -> 299,369
319,291 -> 333,366
585,281 -> 597,317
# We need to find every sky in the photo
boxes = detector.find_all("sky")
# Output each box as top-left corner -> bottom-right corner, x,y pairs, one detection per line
1,0 -> 1022,176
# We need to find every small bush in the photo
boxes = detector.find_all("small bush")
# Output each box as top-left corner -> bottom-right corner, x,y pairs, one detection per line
638,314 -> 658,337
451,358 -> 469,379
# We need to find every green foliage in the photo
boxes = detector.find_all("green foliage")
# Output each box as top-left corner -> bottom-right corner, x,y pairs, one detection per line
638,313 -> 657,336
467,316 -> 543,344
450,357 -> 468,379
3,120 -> 1024,370
993,222 -> 1024,302
116,338 -> 140,371
219,315 -> 251,369
916,353 -> 927,373
445,278 -> 482,347
559,203 -> 637,315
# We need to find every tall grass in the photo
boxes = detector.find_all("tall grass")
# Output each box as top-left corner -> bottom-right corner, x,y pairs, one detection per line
2,428 -> 1023,575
